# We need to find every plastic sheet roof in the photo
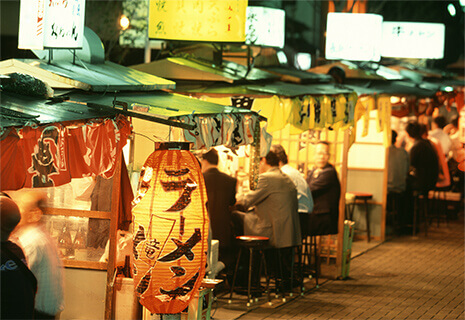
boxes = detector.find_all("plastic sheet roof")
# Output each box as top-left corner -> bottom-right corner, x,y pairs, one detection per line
0,59 -> 176,92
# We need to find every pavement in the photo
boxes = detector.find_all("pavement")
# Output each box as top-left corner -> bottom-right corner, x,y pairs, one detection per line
211,210 -> 464,320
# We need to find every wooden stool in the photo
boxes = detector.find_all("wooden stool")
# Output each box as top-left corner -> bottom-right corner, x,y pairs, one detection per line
346,192 -> 373,242
413,192 -> 428,237
228,236 -> 270,306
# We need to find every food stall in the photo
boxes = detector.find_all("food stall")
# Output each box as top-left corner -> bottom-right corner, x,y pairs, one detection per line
0,54 -> 267,319
131,55 -> 368,279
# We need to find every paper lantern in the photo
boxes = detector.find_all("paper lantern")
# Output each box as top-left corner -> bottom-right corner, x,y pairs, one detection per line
132,142 -> 209,315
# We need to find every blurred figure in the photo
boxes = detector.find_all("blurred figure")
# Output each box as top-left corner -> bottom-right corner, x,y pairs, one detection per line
306,141 -> 341,235
388,130 -> 410,194
271,144 -> 314,237
406,121 -> 439,194
1,193 -> 37,320
13,191 -> 65,319
419,124 -> 450,189
387,130 -> 410,233
429,116 -> 452,158
201,148 -> 237,270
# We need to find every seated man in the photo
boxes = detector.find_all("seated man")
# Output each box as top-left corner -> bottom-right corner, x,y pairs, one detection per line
306,141 -> 341,236
234,149 -> 301,290
234,149 -> 301,249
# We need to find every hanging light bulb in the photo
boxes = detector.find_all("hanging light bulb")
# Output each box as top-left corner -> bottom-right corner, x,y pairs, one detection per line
120,15 -> 130,30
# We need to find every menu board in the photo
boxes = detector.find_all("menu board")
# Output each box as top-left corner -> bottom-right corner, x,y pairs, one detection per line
148,0 -> 247,42
245,6 -> 285,48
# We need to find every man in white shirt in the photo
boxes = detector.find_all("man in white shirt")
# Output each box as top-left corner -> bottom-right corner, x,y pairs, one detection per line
429,116 -> 452,158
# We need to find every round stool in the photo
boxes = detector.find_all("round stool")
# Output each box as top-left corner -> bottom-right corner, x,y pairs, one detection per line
346,192 -> 373,242
228,236 -> 270,306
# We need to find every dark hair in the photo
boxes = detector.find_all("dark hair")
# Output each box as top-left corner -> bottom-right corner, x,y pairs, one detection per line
391,130 -> 398,145
433,116 -> 447,129
271,144 -> 288,164
406,121 -> 421,140
418,124 -> 428,137
202,148 -> 218,165
450,115 -> 458,128
264,149 -> 280,167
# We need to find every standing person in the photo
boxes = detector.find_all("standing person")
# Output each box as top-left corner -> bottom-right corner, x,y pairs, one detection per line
429,115 -> 452,158
271,144 -> 314,237
1,193 -> 37,320
306,141 -> 341,235
13,191 -> 65,320
201,148 -> 237,269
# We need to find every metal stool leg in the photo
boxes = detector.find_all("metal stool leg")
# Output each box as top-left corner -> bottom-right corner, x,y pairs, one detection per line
247,248 -> 253,306
228,247 -> 242,303
364,199 -> 371,242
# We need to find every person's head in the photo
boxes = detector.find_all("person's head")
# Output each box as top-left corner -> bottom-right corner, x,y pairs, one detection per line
406,121 -> 422,141
432,116 -> 447,130
200,148 -> 219,173
271,144 -> 288,166
418,124 -> 428,139
314,141 -> 330,169
450,115 -> 458,128
14,191 -> 47,228
391,130 -> 398,146
0,193 -> 21,242
260,149 -> 280,173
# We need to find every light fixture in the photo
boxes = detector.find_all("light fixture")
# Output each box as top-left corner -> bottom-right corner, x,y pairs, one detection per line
448,3 -> 457,16
294,53 -> 312,70
277,51 -> 288,65
444,86 -> 454,92
120,15 -> 130,30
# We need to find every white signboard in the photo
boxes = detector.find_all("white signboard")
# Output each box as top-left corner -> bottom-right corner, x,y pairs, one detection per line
245,6 -> 285,48
18,0 -> 85,50
18,0 -> 45,50
381,22 -> 445,59
325,12 -> 383,62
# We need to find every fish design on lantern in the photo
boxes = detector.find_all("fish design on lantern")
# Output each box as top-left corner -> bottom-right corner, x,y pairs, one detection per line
132,142 -> 209,315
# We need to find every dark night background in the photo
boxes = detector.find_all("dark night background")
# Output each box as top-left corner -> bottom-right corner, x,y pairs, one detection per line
0,0 -> 464,69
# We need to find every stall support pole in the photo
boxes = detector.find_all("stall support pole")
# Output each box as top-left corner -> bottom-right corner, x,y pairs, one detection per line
381,147 -> 389,242
104,153 -> 123,320
336,129 -> 350,278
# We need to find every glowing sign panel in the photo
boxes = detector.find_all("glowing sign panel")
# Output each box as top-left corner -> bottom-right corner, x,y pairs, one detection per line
381,22 -> 445,59
245,6 -> 285,48
148,0 -> 247,42
325,13 -> 383,62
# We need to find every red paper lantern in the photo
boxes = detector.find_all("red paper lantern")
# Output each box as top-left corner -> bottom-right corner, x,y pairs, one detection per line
132,142 -> 209,314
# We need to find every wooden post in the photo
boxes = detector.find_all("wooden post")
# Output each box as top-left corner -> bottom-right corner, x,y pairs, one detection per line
105,152 -> 123,320
336,129 -> 350,278
381,146 -> 389,242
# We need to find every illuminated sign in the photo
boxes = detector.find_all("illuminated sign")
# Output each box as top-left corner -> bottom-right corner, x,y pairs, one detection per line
381,22 -> 445,59
148,0 -> 247,42
18,0 -> 85,50
325,12 -> 383,62
245,6 -> 285,48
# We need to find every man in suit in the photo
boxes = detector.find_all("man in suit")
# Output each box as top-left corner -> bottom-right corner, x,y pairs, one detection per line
306,141 -> 341,235
201,148 -> 237,269
235,149 -> 301,249
234,149 -> 301,290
